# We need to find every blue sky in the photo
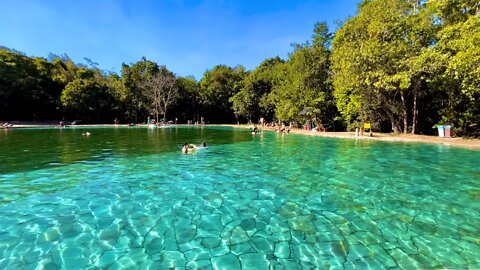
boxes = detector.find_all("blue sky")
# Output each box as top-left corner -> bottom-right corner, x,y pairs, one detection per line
1,0 -> 359,79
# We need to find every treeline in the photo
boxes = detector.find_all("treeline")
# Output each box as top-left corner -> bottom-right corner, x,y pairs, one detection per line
1,0 -> 479,136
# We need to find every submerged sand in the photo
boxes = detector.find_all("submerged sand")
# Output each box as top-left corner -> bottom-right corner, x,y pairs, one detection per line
231,125 -> 480,151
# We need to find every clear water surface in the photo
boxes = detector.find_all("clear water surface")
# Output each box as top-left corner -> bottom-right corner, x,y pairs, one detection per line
0,126 -> 479,269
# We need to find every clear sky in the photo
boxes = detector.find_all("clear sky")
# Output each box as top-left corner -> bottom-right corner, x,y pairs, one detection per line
1,0 -> 359,79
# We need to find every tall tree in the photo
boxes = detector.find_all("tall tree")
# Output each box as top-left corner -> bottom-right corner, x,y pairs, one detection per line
60,68 -> 117,122
199,65 -> 246,123
121,57 -> 159,123
268,22 -> 337,129
230,57 -> 284,123
174,76 -> 200,123
431,0 -> 480,136
0,49 -> 63,120
332,0 -> 434,133
143,67 -> 178,121
403,0 -> 438,134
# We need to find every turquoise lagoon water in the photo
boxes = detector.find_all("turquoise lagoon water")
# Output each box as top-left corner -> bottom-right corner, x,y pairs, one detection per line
0,126 -> 479,269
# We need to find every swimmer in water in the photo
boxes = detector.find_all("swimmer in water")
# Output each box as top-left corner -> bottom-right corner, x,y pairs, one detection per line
182,142 -> 197,154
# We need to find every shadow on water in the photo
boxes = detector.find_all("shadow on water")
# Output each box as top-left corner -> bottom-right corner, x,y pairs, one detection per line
0,126 -> 252,174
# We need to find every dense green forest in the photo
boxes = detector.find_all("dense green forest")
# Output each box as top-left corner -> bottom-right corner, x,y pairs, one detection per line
1,0 -> 479,136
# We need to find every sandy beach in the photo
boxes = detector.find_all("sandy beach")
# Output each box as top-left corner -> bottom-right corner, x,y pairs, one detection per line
3,121 -> 480,150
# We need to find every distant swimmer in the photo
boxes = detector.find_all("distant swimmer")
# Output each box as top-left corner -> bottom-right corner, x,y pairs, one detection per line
197,142 -> 208,149
82,131 -> 91,136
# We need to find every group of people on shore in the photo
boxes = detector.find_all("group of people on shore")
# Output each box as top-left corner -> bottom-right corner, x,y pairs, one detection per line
1,122 -> 13,128
275,123 -> 290,133
250,123 -> 290,135
253,117 -> 292,134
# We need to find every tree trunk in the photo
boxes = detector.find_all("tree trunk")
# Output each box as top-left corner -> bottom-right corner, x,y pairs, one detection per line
386,111 -> 401,134
391,122 -> 401,134
163,104 -> 168,121
400,91 -> 408,134
412,89 -> 417,134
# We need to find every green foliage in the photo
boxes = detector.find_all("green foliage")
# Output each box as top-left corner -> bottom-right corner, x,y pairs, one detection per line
121,57 -> 159,122
61,74 -> 117,123
50,55 -> 78,86
0,49 -> 63,120
269,22 -> 339,130
173,76 -> 200,122
432,2 -> 480,136
430,0 -> 479,24
199,65 -> 246,122
332,0 -> 436,133
230,57 -> 284,122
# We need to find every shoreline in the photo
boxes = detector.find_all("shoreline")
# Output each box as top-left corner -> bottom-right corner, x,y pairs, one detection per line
226,124 -> 480,151
2,122 -> 480,150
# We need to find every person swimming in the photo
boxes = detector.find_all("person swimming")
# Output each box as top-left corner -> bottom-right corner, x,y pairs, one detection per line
182,142 -> 197,154
82,131 -> 91,136
182,143 -> 189,154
